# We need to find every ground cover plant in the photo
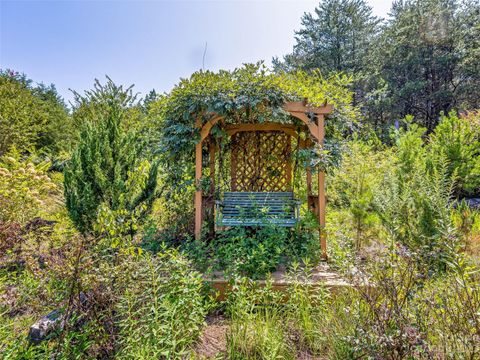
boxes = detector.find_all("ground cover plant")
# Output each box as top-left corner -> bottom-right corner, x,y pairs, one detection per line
179,221 -> 321,280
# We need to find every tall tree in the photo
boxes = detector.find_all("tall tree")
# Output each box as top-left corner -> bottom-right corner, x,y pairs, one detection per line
0,70 -> 71,156
278,0 -> 480,135
273,0 -> 381,106
371,0 -> 480,132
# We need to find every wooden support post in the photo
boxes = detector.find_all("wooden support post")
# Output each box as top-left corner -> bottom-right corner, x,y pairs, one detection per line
285,136 -> 293,191
194,118 -> 203,241
209,140 -> 216,236
306,168 -> 312,195
306,166 -> 315,212
317,115 -> 327,260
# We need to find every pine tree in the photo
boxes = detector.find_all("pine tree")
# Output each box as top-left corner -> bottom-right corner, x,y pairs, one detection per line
273,0 -> 381,106
277,0 -> 480,135
64,78 -> 159,236
371,0 -> 462,132
361,0 -> 479,132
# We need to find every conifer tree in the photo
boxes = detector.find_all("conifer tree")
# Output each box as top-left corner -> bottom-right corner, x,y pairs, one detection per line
0,70 -> 71,156
64,78 -> 159,236
273,0 -> 381,106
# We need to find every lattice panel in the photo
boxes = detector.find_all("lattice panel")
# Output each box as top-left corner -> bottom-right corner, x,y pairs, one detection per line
231,131 -> 292,192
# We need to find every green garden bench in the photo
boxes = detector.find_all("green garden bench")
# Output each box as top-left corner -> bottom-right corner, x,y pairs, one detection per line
216,192 -> 300,227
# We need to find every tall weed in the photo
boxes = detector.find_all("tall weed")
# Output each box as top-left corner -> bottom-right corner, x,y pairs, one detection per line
375,121 -> 458,274
225,277 -> 294,360
116,249 -> 207,359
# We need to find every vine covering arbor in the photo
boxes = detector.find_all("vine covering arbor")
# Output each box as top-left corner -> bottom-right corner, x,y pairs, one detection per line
156,63 -> 357,259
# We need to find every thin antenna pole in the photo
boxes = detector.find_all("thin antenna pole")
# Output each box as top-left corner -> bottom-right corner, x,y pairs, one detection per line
202,42 -> 208,70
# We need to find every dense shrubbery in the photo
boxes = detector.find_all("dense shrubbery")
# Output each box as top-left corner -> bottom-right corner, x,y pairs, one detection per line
328,139 -> 392,254
375,121 -> 458,274
218,252 -> 479,359
0,70 -> 72,157
215,226 -> 288,278
0,152 -> 59,224
327,113 -> 480,273
1,65 -> 479,359
175,225 -> 319,280
429,111 -> 480,197
0,79 -> 206,359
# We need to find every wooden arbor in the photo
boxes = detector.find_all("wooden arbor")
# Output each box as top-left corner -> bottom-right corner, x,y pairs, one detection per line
194,101 -> 333,259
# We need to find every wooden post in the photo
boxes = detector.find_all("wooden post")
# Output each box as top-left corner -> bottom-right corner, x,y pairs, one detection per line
285,135 -> 293,191
317,115 -> 327,260
306,166 -> 314,212
194,118 -> 203,240
303,137 -> 315,212
230,134 -> 237,191
284,102 -> 333,259
306,168 -> 312,194
209,140 -> 216,236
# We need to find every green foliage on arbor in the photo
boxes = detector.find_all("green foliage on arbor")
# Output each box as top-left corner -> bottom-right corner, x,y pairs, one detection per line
149,62 -> 356,192
64,78 -> 159,237
0,70 -> 72,156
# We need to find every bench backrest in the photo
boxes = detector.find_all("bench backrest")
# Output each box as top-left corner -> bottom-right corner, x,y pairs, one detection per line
218,191 -> 298,227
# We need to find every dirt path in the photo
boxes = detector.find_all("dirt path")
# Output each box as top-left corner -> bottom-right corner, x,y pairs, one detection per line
194,315 -> 228,358
194,315 -> 327,359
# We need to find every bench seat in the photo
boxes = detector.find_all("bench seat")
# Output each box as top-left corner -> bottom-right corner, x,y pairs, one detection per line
216,192 -> 299,227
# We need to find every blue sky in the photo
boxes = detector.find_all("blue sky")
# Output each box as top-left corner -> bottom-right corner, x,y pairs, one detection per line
0,0 -> 391,103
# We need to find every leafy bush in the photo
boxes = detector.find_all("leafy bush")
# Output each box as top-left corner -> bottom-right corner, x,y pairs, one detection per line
328,251 -> 480,360
326,209 -> 357,270
144,183 -> 195,250
329,139 -> 393,253
286,218 -> 321,265
215,226 -> 288,279
0,153 -> 59,224
347,252 -> 431,359
116,249 -> 206,359
0,70 -> 72,156
429,111 -> 480,196
178,217 -> 320,279
375,121 -> 458,274
414,256 -> 480,359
